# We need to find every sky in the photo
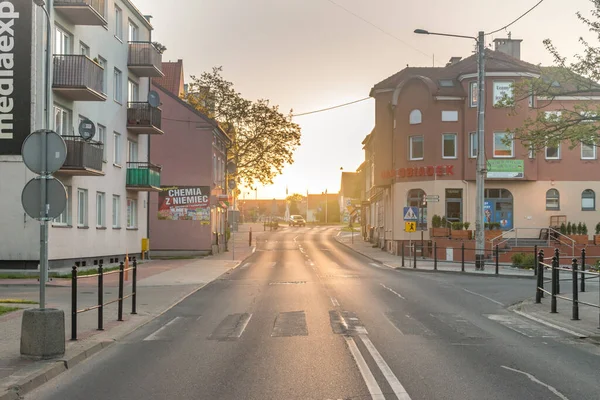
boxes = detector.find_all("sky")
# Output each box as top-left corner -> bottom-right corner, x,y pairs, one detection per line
135,0 -> 595,199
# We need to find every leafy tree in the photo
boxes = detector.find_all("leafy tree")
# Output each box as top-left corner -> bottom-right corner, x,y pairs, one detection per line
286,193 -> 304,216
185,67 -> 301,188
503,1 -> 600,150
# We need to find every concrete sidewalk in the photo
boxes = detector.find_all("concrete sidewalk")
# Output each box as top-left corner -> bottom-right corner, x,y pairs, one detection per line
0,224 -> 262,400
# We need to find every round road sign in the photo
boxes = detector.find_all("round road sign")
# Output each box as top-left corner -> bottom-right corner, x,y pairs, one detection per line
21,178 -> 67,220
21,130 -> 67,175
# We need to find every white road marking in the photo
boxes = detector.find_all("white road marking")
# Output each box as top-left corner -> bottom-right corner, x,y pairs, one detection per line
240,262 -> 252,269
500,366 -> 570,400
344,337 -> 385,400
235,313 -> 252,338
380,283 -> 406,300
143,317 -> 183,341
513,310 -> 587,338
330,297 -> 340,307
462,288 -> 504,306
360,335 -> 412,400
370,263 -> 385,269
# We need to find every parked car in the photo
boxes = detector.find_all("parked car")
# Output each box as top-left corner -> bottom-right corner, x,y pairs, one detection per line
289,215 -> 306,227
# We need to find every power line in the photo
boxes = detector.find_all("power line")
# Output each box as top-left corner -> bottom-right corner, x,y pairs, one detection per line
486,0 -> 547,35
292,97 -> 371,117
325,0 -> 433,61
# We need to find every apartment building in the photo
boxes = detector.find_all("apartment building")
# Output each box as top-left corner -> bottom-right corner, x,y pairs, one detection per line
365,38 -> 600,252
0,0 -> 164,269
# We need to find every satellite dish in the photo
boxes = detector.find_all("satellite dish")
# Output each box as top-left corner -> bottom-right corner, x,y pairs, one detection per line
148,90 -> 160,108
78,118 -> 96,141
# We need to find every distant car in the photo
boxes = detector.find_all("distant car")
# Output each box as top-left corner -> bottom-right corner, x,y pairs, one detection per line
289,215 -> 306,227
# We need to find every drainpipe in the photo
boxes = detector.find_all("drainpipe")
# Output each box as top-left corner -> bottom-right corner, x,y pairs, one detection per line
146,21 -> 153,242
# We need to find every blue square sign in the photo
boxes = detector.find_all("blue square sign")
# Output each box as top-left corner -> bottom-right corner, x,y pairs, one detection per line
403,207 -> 419,221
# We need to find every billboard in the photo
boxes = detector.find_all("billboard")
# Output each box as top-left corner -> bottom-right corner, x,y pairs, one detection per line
157,186 -> 210,224
486,159 -> 524,179
0,1 -> 31,155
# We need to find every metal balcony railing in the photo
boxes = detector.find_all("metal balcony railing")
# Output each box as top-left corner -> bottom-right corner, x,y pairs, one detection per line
127,102 -> 163,134
54,0 -> 107,25
128,42 -> 163,77
126,162 -> 162,189
61,136 -> 103,175
53,55 -> 105,101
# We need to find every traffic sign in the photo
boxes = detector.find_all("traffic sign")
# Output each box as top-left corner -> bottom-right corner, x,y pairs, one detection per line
21,177 -> 67,220
405,221 -> 416,232
403,206 -> 418,221
21,130 -> 67,175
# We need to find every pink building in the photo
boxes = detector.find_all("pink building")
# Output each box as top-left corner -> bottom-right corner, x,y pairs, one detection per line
149,61 -> 230,256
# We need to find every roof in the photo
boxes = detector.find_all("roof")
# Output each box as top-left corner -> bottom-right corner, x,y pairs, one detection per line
153,60 -> 184,96
340,172 -> 361,198
153,82 -> 232,144
371,49 -> 542,97
123,0 -> 153,30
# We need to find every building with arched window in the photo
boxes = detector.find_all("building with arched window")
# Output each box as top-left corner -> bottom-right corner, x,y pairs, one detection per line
362,37 -> 600,252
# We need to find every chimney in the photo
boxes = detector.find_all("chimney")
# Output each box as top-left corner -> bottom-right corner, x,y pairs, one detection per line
493,36 -> 522,59
446,57 -> 462,67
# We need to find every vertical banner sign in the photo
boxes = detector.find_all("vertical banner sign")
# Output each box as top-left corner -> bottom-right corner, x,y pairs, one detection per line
0,1 -> 31,155
157,186 -> 211,224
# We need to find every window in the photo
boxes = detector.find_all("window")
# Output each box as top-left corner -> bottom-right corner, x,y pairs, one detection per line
98,124 -> 107,161
582,189 -> 595,211
113,132 -> 121,165
97,56 -> 107,94
112,195 -> 120,228
128,80 -> 139,103
409,136 -> 424,160
54,26 -> 70,55
528,88 -> 535,108
115,6 -> 123,39
438,79 -> 454,87
469,81 -> 478,107
54,186 -> 71,225
79,41 -> 89,56
77,189 -> 88,227
128,20 -> 139,41
545,143 -> 560,160
581,140 -> 596,160
442,133 -> 457,159
469,132 -> 478,158
546,189 -> 560,211
441,111 -> 458,122
407,189 -> 427,230
96,192 -> 106,227
127,199 -> 137,228
213,153 -> 217,183
114,68 -> 122,103
493,81 -> 514,106
493,132 -> 513,158
127,140 -> 138,163
409,110 -> 422,125
53,105 -> 70,136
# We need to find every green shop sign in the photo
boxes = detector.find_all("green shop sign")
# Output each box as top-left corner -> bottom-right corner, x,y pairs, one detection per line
486,160 -> 524,178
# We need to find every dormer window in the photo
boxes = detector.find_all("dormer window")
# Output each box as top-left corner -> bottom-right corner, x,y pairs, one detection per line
439,79 -> 454,87
409,109 -> 422,125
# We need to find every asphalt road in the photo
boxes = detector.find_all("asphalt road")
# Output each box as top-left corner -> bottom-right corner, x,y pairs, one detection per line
28,227 -> 600,400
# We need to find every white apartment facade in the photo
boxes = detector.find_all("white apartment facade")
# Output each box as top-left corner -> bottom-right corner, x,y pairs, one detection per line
0,0 -> 164,269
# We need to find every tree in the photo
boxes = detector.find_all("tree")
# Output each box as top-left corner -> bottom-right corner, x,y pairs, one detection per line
286,193 -> 304,216
504,1 -> 600,150
184,67 -> 302,188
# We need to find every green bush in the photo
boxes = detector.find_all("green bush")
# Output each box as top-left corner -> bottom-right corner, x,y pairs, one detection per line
511,253 -> 537,269
577,222 -> 583,235
463,222 -> 471,230
583,223 -> 588,235
441,216 -> 448,228
560,223 -> 567,235
432,215 -> 442,228
566,222 -> 572,235
595,222 -> 600,235
451,221 -> 463,230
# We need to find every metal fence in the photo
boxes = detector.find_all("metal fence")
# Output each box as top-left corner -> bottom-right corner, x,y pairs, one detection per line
128,42 -> 162,69
53,55 -> 104,94
127,102 -> 162,129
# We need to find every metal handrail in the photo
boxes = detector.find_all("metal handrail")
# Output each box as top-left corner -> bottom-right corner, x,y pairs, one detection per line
490,227 -> 576,256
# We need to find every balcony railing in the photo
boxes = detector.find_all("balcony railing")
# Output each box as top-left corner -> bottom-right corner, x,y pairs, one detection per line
127,102 -> 164,134
59,136 -> 104,176
53,55 -> 106,102
128,42 -> 164,77
126,162 -> 162,191
54,0 -> 107,26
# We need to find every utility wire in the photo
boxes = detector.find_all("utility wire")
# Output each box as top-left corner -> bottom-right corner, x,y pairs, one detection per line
325,0 -> 433,61
292,97 -> 371,117
486,0 -> 547,35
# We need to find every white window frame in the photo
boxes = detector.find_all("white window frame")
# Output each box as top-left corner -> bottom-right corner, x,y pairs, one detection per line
54,25 -> 71,55
54,186 -> 71,226
114,68 -> 122,103
581,141 -> 597,160
128,79 -> 139,103
409,110 -> 422,125
545,143 -> 561,160
112,195 -> 120,228
77,189 -> 88,227
409,136 -> 424,161
127,140 -> 138,163
493,80 -> 514,107
582,189 -> 595,211
441,111 -> 458,122
469,81 -> 478,108
79,41 -> 90,56
127,199 -> 137,229
442,133 -> 457,159
97,56 -> 107,94
98,124 -> 107,162
546,189 -> 560,211
115,5 -> 123,40
469,132 -> 477,158
53,104 -> 70,136
493,132 -> 514,158
113,132 -> 122,166
128,19 -> 139,41
96,192 -> 106,228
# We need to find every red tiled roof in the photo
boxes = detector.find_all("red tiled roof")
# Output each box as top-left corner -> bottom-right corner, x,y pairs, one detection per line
153,60 -> 184,96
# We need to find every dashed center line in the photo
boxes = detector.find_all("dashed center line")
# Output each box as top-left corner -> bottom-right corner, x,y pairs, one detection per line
462,288 -> 504,306
380,283 -> 406,300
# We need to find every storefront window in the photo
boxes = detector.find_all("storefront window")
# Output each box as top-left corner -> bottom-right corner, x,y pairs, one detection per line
484,188 -> 513,230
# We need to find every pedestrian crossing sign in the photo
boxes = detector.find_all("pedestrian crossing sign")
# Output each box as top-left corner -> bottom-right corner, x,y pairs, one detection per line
403,206 -> 418,221
405,222 -> 416,232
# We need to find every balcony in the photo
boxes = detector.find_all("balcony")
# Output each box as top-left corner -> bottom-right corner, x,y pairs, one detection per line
54,0 -> 107,26
127,102 -> 164,134
53,55 -> 106,101
128,42 -> 164,77
126,162 -> 162,191
58,136 -> 104,176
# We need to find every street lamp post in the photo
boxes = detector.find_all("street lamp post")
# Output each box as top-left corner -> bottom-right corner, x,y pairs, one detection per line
415,29 -> 486,270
